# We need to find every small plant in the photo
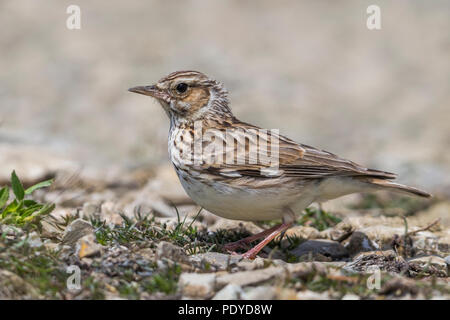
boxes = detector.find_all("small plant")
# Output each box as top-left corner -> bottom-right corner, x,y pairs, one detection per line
298,207 -> 341,231
304,273 -> 375,298
0,235 -> 67,298
88,206 -> 208,254
169,206 -> 202,244
143,264 -> 182,295
0,170 -> 54,232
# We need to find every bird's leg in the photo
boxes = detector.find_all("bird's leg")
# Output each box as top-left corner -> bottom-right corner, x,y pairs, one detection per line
224,223 -> 283,252
241,221 -> 294,259
318,202 -> 324,212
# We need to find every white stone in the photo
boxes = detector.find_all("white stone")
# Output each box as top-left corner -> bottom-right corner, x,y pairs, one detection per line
178,273 -> 216,298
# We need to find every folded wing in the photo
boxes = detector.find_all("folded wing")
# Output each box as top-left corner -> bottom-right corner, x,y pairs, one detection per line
200,118 -> 396,180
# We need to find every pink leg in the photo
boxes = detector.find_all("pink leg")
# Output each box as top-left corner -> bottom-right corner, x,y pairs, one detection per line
241,222 -> 293,259
223,223 -> 283,252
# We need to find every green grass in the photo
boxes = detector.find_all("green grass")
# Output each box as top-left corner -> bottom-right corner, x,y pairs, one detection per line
297,207 -> 342,231
117,281 -> 140,299
83,276 -> 106,300
304,273 -> 375,298
206,228 -> 252,247
1,212 -> 186,299
87,206 -> 221,256
142,264 -> 181,295
116,264 -> 182,299
89,209 -> 202,248
0,171 -> 54,232
0,235 -> 67,298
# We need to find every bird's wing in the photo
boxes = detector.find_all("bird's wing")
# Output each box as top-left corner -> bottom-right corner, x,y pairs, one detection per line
279,140 -> 396,179
198,118 -> 396,180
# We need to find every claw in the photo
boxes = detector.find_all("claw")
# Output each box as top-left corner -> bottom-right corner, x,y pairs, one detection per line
241,250 -> 258,260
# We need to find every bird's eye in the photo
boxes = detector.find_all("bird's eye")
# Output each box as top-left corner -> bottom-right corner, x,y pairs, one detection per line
175,83 -> 188,94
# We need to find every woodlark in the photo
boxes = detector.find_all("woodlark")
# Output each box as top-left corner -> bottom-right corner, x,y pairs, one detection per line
129,70 -> 431,259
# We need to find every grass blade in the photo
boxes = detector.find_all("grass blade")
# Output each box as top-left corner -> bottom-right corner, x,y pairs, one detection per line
0,187 -> 9,209
25,179 -> 53,195
187,207 -> 203,229
11,170 -> 25,201
37,203 -> 56,216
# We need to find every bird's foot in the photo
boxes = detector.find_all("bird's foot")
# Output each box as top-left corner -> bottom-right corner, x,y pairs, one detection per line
241,248 -> 259,260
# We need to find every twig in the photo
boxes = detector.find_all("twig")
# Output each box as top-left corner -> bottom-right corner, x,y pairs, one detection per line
405,218 -> 440,237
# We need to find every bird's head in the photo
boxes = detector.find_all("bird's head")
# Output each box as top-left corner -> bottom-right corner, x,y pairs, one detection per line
129,71 -> 231,123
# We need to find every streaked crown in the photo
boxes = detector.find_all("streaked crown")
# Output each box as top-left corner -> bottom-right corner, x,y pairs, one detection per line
129,71 -> 231,122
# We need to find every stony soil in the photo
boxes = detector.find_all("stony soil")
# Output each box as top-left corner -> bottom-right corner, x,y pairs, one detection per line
0,155 -> 448,300
0,1 -> 449,300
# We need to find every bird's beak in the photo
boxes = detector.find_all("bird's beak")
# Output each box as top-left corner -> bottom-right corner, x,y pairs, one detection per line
128,85 -> 167,101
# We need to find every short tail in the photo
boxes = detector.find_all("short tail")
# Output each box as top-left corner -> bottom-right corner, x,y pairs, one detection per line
364,178 -> 432,198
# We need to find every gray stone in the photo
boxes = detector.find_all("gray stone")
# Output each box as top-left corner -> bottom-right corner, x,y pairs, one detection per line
156,241 -> 189,263
345,231 -> 379,256
190,252 -> 242,270
408,255 -> 447,277
20,232 -> 43,248
290,239 -> 348,259
286,262 -> 328,278
0,225 -> 24,237
62,219 -> 94,246
343,250 -> 408,274
0,270 -> 41,299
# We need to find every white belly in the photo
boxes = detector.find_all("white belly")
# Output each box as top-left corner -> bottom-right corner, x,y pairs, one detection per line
175,169 -> 310,221
174,168 -> 370,222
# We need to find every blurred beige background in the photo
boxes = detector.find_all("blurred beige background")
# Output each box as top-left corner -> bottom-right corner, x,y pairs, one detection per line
0,0 -> 449,192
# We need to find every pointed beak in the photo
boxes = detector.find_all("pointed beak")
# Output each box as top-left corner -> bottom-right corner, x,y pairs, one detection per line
128,85 -> 167,100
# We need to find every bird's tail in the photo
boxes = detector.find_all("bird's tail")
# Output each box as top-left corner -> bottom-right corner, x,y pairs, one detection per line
363,178 -> 432,198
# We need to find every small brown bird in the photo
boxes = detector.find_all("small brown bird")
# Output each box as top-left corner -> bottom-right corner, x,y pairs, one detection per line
129,70 -> 431,259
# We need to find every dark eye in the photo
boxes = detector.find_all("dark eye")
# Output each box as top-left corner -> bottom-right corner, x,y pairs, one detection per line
175,83 -> 188,94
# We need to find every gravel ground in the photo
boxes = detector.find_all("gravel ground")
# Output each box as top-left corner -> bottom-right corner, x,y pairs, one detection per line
0,156 -> 448,300
0,1 -> 449,300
